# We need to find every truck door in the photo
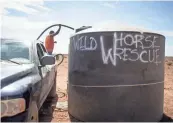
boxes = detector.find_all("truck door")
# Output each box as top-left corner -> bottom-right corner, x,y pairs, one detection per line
40,43 -> 56,88
36,43 -> 52,108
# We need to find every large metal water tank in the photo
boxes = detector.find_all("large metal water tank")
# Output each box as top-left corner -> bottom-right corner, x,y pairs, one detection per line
68,24 -> 165,122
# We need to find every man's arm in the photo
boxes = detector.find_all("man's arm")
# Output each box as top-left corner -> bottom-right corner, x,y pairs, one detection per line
52,25 -> 61,37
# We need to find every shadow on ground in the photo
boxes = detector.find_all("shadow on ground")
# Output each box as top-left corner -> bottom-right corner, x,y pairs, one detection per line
69,113 -> 83,122
68,113 -> 173,122
39,94 -> 58,122
160,113 -> 173,122
39,95 -> 173,122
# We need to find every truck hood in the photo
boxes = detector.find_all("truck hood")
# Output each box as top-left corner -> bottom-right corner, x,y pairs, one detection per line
0,62 -> 35,88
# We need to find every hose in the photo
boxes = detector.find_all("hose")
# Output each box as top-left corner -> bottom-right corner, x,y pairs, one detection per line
36,24 -> 74,40
36,24 -> 74,66
55,54 -> 64,66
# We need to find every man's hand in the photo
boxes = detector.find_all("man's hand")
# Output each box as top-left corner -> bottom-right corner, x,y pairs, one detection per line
52,25 -> 61,37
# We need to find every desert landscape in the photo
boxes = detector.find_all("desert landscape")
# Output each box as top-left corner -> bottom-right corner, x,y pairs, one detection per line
39,55 -> 173,122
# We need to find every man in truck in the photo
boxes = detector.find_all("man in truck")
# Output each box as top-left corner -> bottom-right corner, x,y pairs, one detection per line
45,26 -> 61,55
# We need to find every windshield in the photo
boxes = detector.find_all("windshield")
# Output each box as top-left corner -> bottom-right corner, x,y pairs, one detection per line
0,40 -> 31,64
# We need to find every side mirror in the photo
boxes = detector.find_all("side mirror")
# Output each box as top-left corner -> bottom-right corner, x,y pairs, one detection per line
41,55 -> 55,66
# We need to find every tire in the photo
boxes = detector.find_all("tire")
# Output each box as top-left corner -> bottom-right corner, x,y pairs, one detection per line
27,101 -> 39,122
48,75 -> 57,98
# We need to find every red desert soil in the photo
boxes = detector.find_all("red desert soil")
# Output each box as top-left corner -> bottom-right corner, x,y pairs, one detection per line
39,55 -> 173,122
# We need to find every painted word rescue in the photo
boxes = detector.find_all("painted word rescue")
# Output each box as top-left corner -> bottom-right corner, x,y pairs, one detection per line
100,32 -> 161,66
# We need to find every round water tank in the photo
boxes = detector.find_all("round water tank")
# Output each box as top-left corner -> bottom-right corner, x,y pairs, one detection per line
68,25 -> 165,122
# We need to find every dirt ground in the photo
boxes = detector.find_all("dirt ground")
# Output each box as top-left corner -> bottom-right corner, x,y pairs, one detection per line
163,57 -> 173,120
39,55 -> 173,122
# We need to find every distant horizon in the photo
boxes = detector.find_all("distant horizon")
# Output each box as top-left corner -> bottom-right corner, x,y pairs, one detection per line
60,54 -> 173,57
1,37 -> 172,57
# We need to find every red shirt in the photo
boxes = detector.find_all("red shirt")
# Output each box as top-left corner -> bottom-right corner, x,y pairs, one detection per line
45,35 -> 54,52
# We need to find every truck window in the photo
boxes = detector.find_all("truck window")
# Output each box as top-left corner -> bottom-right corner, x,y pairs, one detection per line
40,43 -> 47,53
36,43 -> 44,61
0,41 -> 31,64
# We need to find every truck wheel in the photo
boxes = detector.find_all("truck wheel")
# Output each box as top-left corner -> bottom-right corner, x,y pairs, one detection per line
48,76 -> 57,98
27,101 -> 39,122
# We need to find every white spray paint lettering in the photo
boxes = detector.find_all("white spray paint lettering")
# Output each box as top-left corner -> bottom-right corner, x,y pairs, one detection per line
100,35 -> 116,66
72,32 -> 161,66
100,32 -> 161,66
73,36 -> 97,51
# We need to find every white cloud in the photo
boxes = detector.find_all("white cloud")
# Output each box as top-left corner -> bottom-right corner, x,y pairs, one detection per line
0,0 -> 51,15
101,1 -> 119,9
1,15 -> 75,54
1,15 -> 58,40
0,9 -> 9,15
1,1 -> 172,55
157,31 -> 173,37
102,3 -> 115,8
1,17 -> 173,55
92,20 -> 155,33
165,45 -> 173,56
92,20 -> 173,37
0,0 -> 81,54
0,0 -> 56,40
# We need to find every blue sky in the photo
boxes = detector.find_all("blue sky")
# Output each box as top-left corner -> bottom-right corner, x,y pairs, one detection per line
1,1 -> 173,56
